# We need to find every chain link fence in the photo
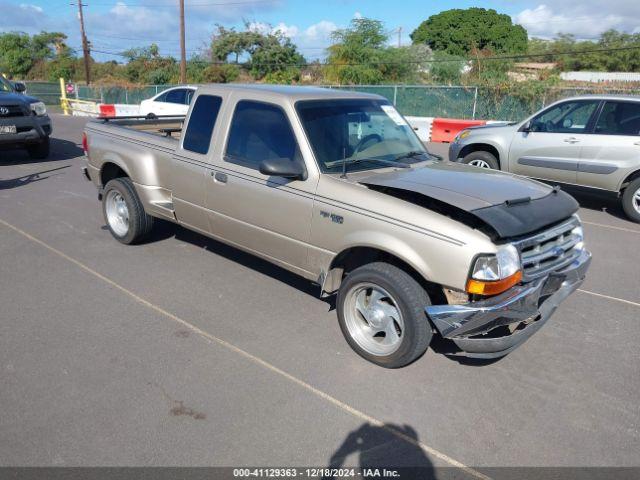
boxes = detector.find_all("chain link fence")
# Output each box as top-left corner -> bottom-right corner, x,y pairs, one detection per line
24,81 -> 640,121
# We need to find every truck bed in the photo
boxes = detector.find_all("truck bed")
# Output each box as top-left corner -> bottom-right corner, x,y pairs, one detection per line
90,116 -> 185,144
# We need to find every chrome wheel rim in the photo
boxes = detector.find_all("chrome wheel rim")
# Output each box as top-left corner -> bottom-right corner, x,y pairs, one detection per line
343,283 -> 404,356
469,159 -> 491,169
633,188 -> 640,214
105,190 -> 129,237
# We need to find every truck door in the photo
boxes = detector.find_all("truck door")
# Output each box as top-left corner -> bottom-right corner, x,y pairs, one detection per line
578,100 -> 640,191
171,93 -> 225,234
508,99 -> 600,185
204,98 -> 316,274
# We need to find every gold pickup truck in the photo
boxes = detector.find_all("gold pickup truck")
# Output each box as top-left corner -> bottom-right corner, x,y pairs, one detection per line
82,84 -> 591,368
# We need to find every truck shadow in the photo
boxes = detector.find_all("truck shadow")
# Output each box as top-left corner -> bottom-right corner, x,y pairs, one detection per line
155,223 -> 333,308
0,138 -> 84,166
325,422 -> 435,476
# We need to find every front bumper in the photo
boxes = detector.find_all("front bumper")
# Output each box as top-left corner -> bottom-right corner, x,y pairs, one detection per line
0,114 -> 51,148
426,249 -> 591,358
448,140 -> 464,162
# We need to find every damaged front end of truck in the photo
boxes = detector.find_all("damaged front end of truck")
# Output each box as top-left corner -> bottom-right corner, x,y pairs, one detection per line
359,162 -> 592,358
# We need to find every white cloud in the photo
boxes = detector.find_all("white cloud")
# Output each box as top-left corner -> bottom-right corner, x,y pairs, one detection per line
244,20 -> 337,59
0,2 -> 56,30
514,3 -> 640,39
353,11 -> 362,19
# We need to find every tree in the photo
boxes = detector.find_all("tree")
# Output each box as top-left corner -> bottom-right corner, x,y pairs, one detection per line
411,8 -> 528,56
121,44 -> 178,84
0,31 -> 68,77
325,18 -> 427,85
528,30 -> 640,72
210,23 -> 304,80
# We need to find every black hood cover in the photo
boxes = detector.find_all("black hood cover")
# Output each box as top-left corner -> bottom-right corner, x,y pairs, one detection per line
359,162 -> 579,239
470,188 -> 579,238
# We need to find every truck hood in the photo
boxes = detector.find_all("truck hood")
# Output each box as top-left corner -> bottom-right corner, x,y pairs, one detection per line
0,92 -> 40,105
359,162 -> 579,239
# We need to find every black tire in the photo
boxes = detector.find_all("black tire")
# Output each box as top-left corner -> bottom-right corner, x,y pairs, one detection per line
26,136 -> 50,160
622,177 -> 640,223
461,150 -> 499,170
102,177 -> 154,244
337,262 -> 433,368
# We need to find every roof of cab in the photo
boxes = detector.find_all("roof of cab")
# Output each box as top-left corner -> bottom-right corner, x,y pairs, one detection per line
194,83 -> 385,101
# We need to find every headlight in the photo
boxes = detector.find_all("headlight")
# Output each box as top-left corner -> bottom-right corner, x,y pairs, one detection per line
455,130 -> 471,141
30,102 -> 47,116
467,244 -> 522,296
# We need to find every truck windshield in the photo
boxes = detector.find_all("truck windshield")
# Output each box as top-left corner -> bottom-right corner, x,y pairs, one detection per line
296,99 -> 429,173
0,77 -> 13,93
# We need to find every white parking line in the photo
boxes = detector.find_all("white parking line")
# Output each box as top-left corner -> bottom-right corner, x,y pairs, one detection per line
582,220 -> 640,234
577,289 -> 640,308
0,217 -> 490,480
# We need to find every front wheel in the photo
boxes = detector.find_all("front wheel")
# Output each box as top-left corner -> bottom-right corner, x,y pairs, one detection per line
102,177 -> 154,244
622,177 -> 640,223
337,262 -> 433,368
461,150 -> 499,170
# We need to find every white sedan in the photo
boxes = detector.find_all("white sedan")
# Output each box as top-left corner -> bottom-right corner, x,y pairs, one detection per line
139,86 -> 196,117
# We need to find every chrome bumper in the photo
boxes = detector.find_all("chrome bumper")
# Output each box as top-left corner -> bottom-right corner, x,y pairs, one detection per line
426,249 -> 592,358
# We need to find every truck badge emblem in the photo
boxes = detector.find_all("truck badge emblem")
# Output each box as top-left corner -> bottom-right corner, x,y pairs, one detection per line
0,107 -> 9,115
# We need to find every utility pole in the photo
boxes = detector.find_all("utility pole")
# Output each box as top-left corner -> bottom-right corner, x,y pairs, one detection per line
76,1 -> 91,85
179,0 -> 186,83
397,26 -> 402,48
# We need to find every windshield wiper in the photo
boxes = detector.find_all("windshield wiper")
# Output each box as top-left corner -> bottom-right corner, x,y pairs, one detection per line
393,150 -> 429,162
326,156 -> 410,170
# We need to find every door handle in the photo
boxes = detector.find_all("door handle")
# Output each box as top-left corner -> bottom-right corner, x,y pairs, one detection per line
563,137 -> 580,144
212,171 -> 227,183
634,141 -> 640,146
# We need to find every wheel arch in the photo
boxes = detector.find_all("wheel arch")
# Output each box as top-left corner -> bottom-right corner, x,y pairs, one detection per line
321,245 -> 446,305
100,161 -> 130,187
459,143 -> 501,167
620,168 -> 640,192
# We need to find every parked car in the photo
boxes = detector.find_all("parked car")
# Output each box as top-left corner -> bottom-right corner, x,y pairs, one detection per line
0,76 -> 51,159
449,95 -> 640,222
82,84 -> 591,368
139,86 -> 196,117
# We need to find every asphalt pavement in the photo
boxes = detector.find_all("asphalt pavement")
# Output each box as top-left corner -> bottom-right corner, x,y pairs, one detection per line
0,115 -> 638,471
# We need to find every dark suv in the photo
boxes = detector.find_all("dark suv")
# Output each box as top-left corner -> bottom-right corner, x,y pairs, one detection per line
0,76 -> 52,159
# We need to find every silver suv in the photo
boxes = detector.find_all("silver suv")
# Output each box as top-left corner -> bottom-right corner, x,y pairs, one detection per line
449,95 -> 640,222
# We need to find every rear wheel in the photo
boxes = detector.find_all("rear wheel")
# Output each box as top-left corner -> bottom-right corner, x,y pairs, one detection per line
461,150 -> 499,170
337,262 -> 433,368
102,177 -> 154,244
26,136 -> 50,160
622,177 -> 640,223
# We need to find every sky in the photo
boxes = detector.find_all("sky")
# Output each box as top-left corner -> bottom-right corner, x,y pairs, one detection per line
2,0 -> 640,62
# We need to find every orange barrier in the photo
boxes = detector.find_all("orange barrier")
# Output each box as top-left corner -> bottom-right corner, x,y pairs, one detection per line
430,118 -> 486,143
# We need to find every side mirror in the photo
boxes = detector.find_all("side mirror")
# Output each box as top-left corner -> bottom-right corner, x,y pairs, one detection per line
259,157 -> 306,180
13,82 -> 26,93
519,121 -> 532,133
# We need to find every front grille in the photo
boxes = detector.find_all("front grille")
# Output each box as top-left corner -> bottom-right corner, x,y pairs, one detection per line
0,105 -> 26,117
514,216 -> 582,281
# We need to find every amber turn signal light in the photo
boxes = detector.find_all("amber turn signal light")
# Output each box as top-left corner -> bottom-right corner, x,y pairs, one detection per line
466,270 -> 523,296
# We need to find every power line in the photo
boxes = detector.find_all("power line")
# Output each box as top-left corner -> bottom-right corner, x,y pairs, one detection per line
89,44 -> 640,66
75,0 -> 275,7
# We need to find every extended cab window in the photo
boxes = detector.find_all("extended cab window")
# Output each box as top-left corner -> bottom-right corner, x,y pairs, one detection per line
225,101 -> 301,170
530,100 -> 599,134
182,95 -> 222,155
595,101 -> 640,136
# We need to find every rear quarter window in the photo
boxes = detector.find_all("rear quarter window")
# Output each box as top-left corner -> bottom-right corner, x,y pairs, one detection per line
182,95 -> 223,155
